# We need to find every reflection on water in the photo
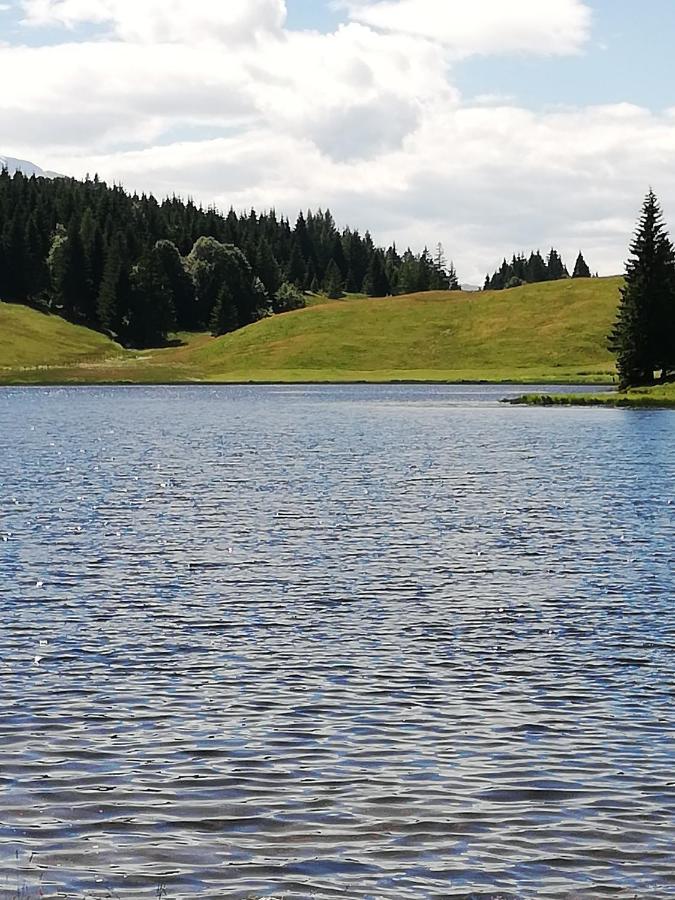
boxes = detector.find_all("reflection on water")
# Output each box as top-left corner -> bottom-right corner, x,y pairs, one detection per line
0,385 -> 673,899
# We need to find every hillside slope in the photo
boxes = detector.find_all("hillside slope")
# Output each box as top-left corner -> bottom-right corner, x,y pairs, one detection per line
0,278 -> 622,384
192,277 -> 621,383
0,302 -> 122,370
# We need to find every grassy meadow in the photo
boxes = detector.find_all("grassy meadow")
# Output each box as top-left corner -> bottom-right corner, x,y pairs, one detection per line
0,302 -> 122,370
0,277 -> 623,386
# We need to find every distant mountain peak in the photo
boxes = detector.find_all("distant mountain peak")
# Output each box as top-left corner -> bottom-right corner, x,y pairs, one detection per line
0,155 -> 62,179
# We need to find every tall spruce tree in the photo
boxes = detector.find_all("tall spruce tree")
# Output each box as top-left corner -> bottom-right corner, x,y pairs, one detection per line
210,285 -> 239,336
526,251 -> 548,284
572,252 -> 591,279
97,234 -> 131,337
609,190 -> 675,388
128,246 -> 177,347
546,249 -> 568,280
255,237 -> 282,301
323,259 -> 344,299
363,252 -> 390,297
447,262 -> 460,291
153,240 -> 195,330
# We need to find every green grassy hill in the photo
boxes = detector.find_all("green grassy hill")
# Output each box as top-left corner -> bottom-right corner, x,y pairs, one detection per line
0,277 -> 623,385
192,277 -> 622,383
0,302 -> 122,371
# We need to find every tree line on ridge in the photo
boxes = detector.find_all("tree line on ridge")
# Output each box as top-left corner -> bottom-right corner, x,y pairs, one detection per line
0,169 -> 459,347
484,249 -> 593,291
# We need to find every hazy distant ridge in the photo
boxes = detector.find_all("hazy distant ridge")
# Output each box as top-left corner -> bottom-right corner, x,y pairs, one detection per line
0,155 -> 61,179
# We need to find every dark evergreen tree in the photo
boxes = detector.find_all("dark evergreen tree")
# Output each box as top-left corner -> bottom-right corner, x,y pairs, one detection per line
546,248 -> 568,280
2,213 -> 25,301
447,262 -> 461,291
330,234 -> 348,280
23,214 -> 49,300
363,251 -> 390,297
210,285 -> 239,336
609,190 -> 675,388
285,241 -> 305,287
255,237 -> 282,301
526,251 -> 548,283
416,248 -> 433,292
153,239 -> 196,330
323,259 -> 344,299
398,249 -> 420,295
429,243 -> 451,290
79,208 -> 105,322
97,234 -> 131,337
572,252 -> 592,279
343,230 -> 370,292
128,246 -> 177,347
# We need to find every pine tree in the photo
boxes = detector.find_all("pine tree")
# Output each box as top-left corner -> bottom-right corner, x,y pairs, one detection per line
343,230 -> 369,292
609,190 -> 675,388
153,240 -> 195,330
2,213 -> 25,301
416,248 -> 433,292
79,208 -> 105,322
398,250 -> 420,295
210,285 -> 239,336
255,237 -> 282,300
546,249 -> 568,281
526,251 -> 548,283
129,246 -> 177,347
430,243 -> 450,290
97,234 -> 131,337
572,252 -> 592,279
285,241 -> 305,287
363,252 -> 390,297
447,262 -> 460,291
323,259 -> 344,299
23,214 -> 49,300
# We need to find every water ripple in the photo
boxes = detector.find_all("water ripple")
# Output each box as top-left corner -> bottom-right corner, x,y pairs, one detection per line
0,384 -> 673,898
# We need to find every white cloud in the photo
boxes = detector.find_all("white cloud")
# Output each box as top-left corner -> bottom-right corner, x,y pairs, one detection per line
29,101 -> 675,282
3,0 -> 674,281
343,0 -> 592,57
20,0 -> 286,42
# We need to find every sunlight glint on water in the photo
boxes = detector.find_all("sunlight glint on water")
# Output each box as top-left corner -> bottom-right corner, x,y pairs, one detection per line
0,385 -> 674,899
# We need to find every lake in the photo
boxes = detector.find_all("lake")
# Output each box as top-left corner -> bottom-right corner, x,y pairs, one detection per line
1,384 -> 674,899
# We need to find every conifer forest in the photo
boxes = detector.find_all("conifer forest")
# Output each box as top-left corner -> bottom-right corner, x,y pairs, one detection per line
0,170 -> 460,347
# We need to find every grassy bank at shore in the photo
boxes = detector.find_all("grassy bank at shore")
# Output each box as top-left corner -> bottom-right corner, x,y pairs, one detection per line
1,277 -> 622,385
512,382 -> 675,409
0,301 -> 122,370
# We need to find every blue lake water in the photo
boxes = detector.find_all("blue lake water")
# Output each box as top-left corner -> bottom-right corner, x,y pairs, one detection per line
0,384 -> 674,899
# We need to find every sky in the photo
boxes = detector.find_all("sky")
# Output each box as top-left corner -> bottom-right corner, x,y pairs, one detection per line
2,0 -> 675,281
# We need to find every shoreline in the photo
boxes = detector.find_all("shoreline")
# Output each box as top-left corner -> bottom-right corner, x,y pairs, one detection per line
0,374 -> 615,388
510,387 -> 675,410
4,372 -> 673,410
